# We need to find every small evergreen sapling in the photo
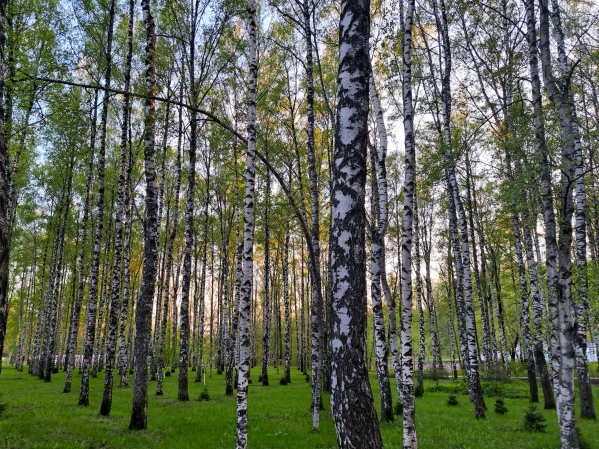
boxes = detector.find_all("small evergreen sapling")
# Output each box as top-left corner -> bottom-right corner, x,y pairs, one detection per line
279,377 -> 288,385
394,401 -> 403,415
494,398 -> 508,415
522,404 -> 546,432
198,387 -> 210,402
447,394 -> 459,406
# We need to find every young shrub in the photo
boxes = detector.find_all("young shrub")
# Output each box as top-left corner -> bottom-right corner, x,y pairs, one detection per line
258,375 -> 263,383
447,394 -> 459,406
216,368 -> 223,375
279,377 -> 288,386
165,370 -> 171,377
198,387 -> 210,402
522,404 -> 547,432
128,368 -> 134,375
305,374 -> 310,383
494,398 -> 508,415
52,367 -> 59,374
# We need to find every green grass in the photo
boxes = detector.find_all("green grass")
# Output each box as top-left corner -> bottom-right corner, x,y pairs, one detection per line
0,366 -> 597,448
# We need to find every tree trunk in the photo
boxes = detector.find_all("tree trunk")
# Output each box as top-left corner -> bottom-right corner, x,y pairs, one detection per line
302,0 -> 325,428
0,0 -> 11,374
63,90 -> 98,393
261,155 -> 271,386
329,2 -> 383,447
129,0 -> 158,429
536,0 -> 579,444
78,0 -> 116,405
236,1 -> 257,445
435,0 -> 485,418
368,72 -> 393,422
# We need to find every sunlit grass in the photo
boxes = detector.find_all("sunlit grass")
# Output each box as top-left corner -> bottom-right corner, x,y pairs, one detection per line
0,366 -> 597,448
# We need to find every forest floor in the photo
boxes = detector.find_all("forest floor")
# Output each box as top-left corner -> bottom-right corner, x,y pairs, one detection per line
0,365 -> 598,448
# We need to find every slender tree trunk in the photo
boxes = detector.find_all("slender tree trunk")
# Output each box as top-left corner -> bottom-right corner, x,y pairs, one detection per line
435,0 -> 485,417
283,218 -> 291,384
414,193 -> 425,394
129,0 -> 158,429
64,90 -> 98,393
399,0 -> 419,442
195,161 -> 210,381
523,216 -> 555,409
0,0 -> 11,374
369,70 -> 395,421
261,156 -> 271,386
236,1 -> 257,445
511,210 -> 538,402
302,0 -> 325,428
43,162 -> 73,381
100,0 -> 134,409
178,12 -> 199,399
535,0 -> 579,443
78,0 -> 116,405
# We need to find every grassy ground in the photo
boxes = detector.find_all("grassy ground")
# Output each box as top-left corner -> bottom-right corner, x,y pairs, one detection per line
0,366 -> 598,448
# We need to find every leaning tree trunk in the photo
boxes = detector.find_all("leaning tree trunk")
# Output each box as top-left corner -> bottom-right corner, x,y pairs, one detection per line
129,0 -> 158,429
78,0 -> 116,405
535,0 -> 579,444
435,0 -> 485,418
328,1 -> 383,447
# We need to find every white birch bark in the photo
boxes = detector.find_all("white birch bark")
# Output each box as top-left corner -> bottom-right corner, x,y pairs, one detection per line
63,90 -> 97,393
329,1 -> 383,446
369,72 -> 393,421
236,1 -> 257,445
535,0 -> 579,444
129,0 -> 158,429
400,0 -> 419,442
79,0 -> 116,405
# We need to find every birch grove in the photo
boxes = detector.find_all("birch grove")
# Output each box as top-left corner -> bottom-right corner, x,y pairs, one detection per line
1,0 -> 599,447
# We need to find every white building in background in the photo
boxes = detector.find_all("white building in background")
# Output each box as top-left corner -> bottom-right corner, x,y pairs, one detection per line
588,342 -> 597,363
